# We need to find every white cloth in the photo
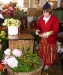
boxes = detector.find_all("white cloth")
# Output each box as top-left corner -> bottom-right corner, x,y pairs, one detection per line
43,15 -> 51,24
0,14 -> 4,19
0,6 -> 3,10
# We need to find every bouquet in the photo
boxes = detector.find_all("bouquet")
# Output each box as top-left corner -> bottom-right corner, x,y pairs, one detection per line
3,18 -> 21,27
2,3 -> 27,20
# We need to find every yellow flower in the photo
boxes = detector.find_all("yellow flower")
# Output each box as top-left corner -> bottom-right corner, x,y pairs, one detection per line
3,18 -> 21,27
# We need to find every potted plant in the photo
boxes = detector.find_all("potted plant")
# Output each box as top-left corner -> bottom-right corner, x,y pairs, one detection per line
3,18 -> 21,35
2,46 -> 44,75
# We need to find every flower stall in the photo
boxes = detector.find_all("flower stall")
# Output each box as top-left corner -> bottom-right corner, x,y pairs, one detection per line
0,1 -> 44,75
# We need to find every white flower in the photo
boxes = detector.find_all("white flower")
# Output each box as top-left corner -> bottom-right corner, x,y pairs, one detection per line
2,55 -> 12,64
27,16 -> 36,23
4,48 -> 11,55
28,16 -> 34,23
12,49 -> 22,57
7,56 -> 18,68
2,48 -> 22,69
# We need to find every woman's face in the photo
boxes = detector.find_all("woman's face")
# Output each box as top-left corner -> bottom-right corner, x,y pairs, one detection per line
43,10 -> 50,18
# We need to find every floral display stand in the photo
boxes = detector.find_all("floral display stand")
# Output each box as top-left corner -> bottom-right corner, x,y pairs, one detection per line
7,57 -> 44,75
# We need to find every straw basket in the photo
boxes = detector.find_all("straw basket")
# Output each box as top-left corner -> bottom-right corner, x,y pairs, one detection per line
9,40 -> 34,51
7,57 -> 44,75
8,34 -> 35,51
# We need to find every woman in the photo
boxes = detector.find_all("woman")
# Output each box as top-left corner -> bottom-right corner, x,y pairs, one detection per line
36,2 -> 59,70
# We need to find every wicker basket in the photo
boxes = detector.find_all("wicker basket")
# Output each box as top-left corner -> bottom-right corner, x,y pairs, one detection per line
9,40 -> 34,51
8,34 -> 35,52
7,58 -> 44,75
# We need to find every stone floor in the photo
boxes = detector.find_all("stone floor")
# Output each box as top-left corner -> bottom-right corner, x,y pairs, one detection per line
42,53 -> 63,75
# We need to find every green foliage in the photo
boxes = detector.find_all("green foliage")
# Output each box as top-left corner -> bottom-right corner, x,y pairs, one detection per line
3,9 -> 26,19
10,46 -> 40,72
0,71 -> 4,75
3,13 -> 11,19
13,10 -> 20,19
0,31 -> 8,61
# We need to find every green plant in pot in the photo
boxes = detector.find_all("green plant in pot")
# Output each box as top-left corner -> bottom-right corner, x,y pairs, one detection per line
2,46 -> 43,74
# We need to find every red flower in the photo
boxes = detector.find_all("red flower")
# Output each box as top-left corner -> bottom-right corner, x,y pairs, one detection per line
0,63 -> 5,71
8,11 -> 14,17
2,11 -> 6,16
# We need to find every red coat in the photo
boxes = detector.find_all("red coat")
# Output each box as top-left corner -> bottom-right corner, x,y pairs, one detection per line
36,15 -> 59,44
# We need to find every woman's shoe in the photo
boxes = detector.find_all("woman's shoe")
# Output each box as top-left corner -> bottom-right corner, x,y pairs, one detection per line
43,65 -> 50,70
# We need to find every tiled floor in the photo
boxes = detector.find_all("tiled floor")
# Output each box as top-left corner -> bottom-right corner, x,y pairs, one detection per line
42,53 -> 63,75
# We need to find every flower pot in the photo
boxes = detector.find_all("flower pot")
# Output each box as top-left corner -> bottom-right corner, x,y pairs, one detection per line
7,57 -> 44,75
8,26 -> 19,35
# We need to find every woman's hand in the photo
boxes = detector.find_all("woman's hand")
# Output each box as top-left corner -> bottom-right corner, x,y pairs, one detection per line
36,30 -> 40,35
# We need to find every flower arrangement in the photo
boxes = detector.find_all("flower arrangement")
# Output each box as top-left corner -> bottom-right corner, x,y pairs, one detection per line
3,18 -> 21,27
2,2 -> 27,20
2,46 -> 40,72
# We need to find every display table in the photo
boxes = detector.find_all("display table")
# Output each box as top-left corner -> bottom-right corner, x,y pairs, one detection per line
8,33 -> 35,52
